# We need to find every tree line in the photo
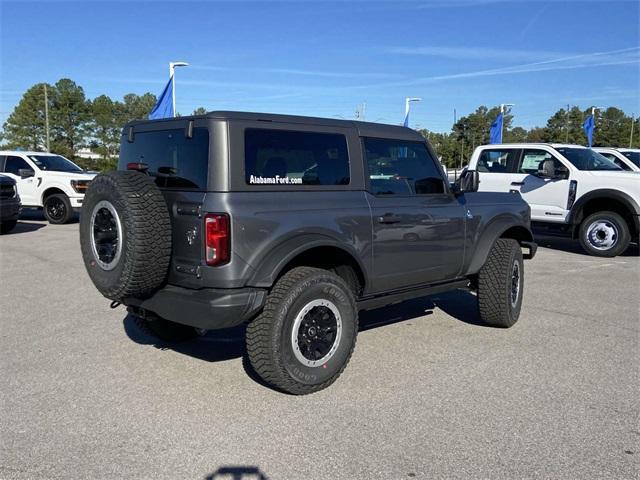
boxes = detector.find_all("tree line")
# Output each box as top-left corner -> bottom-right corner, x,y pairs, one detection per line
2,78 -> 638,171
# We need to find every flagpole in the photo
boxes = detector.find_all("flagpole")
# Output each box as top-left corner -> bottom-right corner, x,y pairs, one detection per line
499,103 -> 514,143
169,61 -> 189,118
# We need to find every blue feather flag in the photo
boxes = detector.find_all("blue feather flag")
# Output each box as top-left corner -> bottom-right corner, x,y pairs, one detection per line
149,75 -> 174,119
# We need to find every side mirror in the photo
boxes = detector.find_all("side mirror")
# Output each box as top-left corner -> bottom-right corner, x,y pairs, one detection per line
18,168 -> 35,178
455,170 -> 479,195
537,159 -> 556,178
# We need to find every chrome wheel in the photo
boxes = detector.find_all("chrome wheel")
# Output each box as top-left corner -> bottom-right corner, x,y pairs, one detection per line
586,220 -> 618,251
90,200 -> 123,271
510,260 -> 521,308
291,299 -> 342,368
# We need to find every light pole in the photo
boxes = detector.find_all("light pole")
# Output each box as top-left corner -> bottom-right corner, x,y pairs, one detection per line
565,104 -> 570,143
404,97 -> 422,127
500,103 -> 514,142
169,61 -> 189,117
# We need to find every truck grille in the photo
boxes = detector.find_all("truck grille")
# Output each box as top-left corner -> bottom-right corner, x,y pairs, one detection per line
0,184 -> 16,199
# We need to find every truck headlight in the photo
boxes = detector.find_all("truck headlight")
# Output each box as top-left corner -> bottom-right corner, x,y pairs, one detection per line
71,180 -> 91,194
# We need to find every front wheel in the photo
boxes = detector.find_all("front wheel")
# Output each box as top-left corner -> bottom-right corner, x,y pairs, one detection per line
246,267 -> 358,395
579,211 -> 630,257
43,193 -> 72,224
477,238 -> 524,328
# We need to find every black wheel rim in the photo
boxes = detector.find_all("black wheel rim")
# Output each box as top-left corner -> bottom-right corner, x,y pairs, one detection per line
292,299 -> 342,367
46,197 -> 66,221
90,200 -> 122,270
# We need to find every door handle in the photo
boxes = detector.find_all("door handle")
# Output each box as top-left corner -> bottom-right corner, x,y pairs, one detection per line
378,214 -> 401,224
510,181 -> 525,186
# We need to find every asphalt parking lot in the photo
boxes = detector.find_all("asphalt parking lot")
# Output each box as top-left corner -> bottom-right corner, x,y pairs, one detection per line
1,213 -> 638,480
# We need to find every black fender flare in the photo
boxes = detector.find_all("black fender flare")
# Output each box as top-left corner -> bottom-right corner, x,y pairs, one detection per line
247,233 -> 369,289
466,215 -> 534,275
567,189 -> 640,235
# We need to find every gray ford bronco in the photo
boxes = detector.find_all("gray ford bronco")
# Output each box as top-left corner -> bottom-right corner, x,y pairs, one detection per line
80,111 -> 537,394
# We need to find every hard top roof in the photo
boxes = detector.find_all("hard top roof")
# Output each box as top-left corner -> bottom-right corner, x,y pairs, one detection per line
125,110 -> 424,140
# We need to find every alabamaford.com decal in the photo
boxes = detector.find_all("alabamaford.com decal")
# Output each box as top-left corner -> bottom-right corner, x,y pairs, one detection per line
249,175 -> 303,185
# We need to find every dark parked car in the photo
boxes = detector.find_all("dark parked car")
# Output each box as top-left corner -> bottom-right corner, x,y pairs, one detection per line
0,174 -> 21,234
79,111 -> 537,394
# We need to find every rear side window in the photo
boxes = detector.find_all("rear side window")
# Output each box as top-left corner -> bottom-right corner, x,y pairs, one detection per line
518,149 -> 569,175
363,138 -> 444,195
119,128 -> 209,189
477,149 -> 519,173
245,129 -> 350,186
600,153 -> 632,171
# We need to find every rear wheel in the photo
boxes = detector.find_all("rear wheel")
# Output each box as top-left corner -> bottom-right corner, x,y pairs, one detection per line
579,211 -> 630,257
246,267 -> 358,395
477,239 -> 524,328
43,193 -> 72,224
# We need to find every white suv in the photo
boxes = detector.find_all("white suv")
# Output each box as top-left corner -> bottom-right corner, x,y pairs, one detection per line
593,148 -> 640,172
0,151 -> 96,224
468,143 -> 640,257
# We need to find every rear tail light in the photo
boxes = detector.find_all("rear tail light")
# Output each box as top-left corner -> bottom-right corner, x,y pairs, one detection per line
204,213 -> 230,266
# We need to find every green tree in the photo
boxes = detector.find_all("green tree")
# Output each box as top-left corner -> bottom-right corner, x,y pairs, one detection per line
418,129 -> 460,168
89,95 -> 122,160
594,107 -> 637,147
2,83 -> 53,150
121,93 -> 157,123
192,107 -> 207,115
543,106 -> 585,144
50,78 -> 90,157
452,106 -> 514,163
504,126 -> 528,143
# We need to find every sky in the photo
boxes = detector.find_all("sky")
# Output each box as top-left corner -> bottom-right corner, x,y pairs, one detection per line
0,0 -> 639,132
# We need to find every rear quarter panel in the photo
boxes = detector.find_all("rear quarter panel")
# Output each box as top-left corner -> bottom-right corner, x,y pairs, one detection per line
195,191 -> 373,290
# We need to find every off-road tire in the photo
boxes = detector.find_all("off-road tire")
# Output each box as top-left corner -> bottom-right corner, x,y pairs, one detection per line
43,193 -> 72,224
0,219 -> 17,234
579,211 -> 630,257
477,239 -> 523,328
131,311 -> 199,343
246,267 -> 358,395
79,171 -> 172,302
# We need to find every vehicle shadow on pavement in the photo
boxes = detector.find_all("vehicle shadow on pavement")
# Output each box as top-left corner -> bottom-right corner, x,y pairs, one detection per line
204,465 -> 269,479
122,288 -> 485,360
534,234 -> 639,257
123,313 -> 246,362
19,209 -> 80,224
359,288 -> 486,330
3,221 -> 46,234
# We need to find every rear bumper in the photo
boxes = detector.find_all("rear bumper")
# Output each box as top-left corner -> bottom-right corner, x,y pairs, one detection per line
124,285 -> 267,330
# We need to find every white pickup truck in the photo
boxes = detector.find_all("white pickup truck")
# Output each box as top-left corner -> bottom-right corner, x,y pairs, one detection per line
468,143 -> 640,257
0,151 -> 96,224
593,148 -> 640,172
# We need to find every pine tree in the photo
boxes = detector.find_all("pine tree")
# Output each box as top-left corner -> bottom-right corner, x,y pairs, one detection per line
2,83 -> 52,150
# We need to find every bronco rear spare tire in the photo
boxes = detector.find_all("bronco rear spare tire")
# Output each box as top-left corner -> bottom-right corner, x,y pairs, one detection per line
79,171 -> 172,302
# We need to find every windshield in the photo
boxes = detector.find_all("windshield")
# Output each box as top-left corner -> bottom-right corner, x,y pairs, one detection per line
555,148 -> 621,171
621,151 -> 640,167
28,155 -> 83,172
